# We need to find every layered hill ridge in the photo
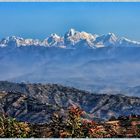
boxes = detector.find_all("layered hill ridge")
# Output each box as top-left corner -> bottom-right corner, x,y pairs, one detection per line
0,81 -> 140,123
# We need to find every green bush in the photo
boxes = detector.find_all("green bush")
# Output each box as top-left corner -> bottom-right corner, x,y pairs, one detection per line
0,114 -> 31,138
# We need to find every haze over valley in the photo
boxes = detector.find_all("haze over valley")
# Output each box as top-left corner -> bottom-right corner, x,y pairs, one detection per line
0,29 -> 140,97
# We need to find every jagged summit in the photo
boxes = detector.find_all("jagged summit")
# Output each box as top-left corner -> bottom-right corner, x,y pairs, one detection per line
65,28 -> 77,37
0,29 -> 140,48
0,36 -> 24,47
106,32 -> 118,41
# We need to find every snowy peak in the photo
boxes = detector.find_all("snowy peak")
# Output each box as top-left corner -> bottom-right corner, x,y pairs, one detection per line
117,37 -> 140,47
0,29 -> 140,49
42,33 -> 64,47
106,33 -> 118,42
64,29 -> 96,48
64,28 -> 80,46
65,28 -> 78,37
94,33 -> 118,48
0,36 -> 41,47
47,33 -> 61,43
0,36 -> 24,47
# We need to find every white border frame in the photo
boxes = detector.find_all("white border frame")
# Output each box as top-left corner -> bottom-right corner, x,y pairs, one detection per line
0,0 -> 140,2
0,1 -> 139,140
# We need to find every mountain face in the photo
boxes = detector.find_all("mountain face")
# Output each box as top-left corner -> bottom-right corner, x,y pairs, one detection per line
0,36 -> 41,48
0,81 -> 140,123
0,29 -> 140,97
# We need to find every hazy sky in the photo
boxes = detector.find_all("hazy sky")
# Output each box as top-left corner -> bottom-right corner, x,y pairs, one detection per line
0,2 -> 140,41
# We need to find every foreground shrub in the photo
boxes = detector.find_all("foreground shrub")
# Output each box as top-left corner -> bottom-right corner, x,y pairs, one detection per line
65,106 -> 85,138
39,106 -> 85,138
0,114 -> 31,138
1,106 -> 140,138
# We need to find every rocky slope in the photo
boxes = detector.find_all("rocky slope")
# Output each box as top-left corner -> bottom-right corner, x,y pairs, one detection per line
0,81 -> 140,123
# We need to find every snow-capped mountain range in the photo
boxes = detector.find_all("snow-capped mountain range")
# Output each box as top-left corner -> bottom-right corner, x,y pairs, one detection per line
1,29 -> 140,97
0,28 -> 140,48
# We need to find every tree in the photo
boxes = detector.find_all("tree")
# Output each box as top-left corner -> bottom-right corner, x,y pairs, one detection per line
65,106 -> 85,138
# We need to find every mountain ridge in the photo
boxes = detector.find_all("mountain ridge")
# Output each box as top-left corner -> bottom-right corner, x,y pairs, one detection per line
0,28 -> 140,48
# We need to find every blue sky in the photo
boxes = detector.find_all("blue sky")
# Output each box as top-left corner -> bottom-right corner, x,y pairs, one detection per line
0,2 -> 140,41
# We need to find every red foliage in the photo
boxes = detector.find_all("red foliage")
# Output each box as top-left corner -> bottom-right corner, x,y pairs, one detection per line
68,106 -> 84,117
